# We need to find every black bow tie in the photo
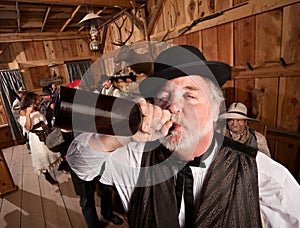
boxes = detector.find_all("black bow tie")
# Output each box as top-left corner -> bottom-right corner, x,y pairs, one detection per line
175,139 -> 215,227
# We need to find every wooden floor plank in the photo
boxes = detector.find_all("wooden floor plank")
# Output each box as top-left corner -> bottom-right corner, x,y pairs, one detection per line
39,170 -> 73,227
1,145 -> 129,228
21,144 -> 45,228
54,169 -> 87,228
1,145 -> 24,228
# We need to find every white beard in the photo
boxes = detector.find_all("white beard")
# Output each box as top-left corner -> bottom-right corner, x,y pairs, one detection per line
160,115 -> 212,153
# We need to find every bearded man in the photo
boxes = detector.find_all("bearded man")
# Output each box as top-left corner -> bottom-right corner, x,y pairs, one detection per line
83,45 -> 299,227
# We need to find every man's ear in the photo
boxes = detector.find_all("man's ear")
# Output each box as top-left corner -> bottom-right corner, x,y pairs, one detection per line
212,103 -> 220,122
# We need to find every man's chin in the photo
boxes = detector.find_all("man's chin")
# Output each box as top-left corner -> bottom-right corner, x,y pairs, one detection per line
160,133 -> 181,151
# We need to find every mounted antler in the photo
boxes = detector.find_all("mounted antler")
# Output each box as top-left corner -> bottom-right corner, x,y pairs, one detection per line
111,1 -> 136,46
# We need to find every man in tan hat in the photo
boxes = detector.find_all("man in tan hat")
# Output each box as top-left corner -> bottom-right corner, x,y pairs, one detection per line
220,102 -> 270,157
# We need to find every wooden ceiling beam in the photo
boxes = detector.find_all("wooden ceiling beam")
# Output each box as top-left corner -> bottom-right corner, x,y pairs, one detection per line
0,31 -> 89,43
41,6 -> 51,32
11,0 -> 137,8
60,5 -> 81,32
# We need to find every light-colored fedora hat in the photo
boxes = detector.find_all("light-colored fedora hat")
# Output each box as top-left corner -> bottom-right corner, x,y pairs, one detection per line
220,102 -> 257,121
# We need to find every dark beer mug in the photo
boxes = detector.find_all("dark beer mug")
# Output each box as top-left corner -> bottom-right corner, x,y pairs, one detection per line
53,86 -> 141,136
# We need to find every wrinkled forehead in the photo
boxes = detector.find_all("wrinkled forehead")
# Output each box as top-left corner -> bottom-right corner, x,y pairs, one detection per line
158,75 -> 211,94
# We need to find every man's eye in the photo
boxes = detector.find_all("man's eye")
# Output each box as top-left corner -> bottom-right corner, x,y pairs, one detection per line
184,94 -> 196,99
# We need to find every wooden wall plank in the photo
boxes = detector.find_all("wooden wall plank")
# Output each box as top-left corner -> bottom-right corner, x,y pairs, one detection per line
277,77 -> 300,130
12,43 -> 26,64
255,77 -> 278,127
28,66 -> 49,89
215,0 -> 231,11
282,3 -> 300,62
76,39 -> 90,57
234,15 -> 256,105
202,27 -> 217,60
172,0 -> 185,26
198,0 -> 215,17
61,39 -> 75,59
52,40 -> 64,59
187,30 -> 202,50
217,23 -> 233,65
184,0 -> 198,22
234,78 -> 255,111
273,141 -> 299,178
234,16 -> 255,65
43,41 -> 56,60
255,9 -> 282,63
173,34 -> 187,45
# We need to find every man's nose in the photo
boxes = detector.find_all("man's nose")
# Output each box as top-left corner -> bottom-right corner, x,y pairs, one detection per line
167,96 -> 182,114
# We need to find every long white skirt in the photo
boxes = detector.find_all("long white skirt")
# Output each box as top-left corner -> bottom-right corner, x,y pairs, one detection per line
29,132 -> 62,175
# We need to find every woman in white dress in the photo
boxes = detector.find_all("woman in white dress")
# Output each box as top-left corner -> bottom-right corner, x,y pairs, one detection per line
19,92 -> 61,185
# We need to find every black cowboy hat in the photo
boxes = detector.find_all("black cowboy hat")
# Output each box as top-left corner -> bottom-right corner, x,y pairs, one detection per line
139,45 -> 231,98
40,86 -> 52,96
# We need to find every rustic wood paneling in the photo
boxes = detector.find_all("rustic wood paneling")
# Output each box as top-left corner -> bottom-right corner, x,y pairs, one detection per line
184,0 -> 197,22
12,43 -> 26,64
234,78 -> 255,110
43,40 -> 57,60
277,77 -> 300,130
23,41 -> 46,61
215,0 -> 231,11
255,77 -> 279,127
217,23 -> 233,65
234,16 -> 255,66
282,3 -> 300,62
202,27 -> 217,60
187,30 -> 202,50
52,40 -> 65,59
255,10 -> 282,63
198,0 -> 215,17
173,34 -> 187,45
28,66 -> 50,89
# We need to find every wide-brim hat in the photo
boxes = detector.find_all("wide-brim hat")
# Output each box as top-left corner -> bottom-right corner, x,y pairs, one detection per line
98,75 -> 110,85
219,102 -> 258,121
139,45 -> 231,98
40,86 -> 52,96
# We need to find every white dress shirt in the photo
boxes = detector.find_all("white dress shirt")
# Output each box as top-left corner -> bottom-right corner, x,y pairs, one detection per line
66,132 -> 110,181
100,141 -> 300,227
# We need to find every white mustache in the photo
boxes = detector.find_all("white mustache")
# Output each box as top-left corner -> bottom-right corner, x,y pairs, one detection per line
170,114 -> 181,124
169,114 -> 190,130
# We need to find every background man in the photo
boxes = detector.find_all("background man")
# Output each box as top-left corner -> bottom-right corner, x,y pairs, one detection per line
100,76 -> 121,97
220,102 -> 271,157
12,86 -> 27,123
39,85 -> 55,128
